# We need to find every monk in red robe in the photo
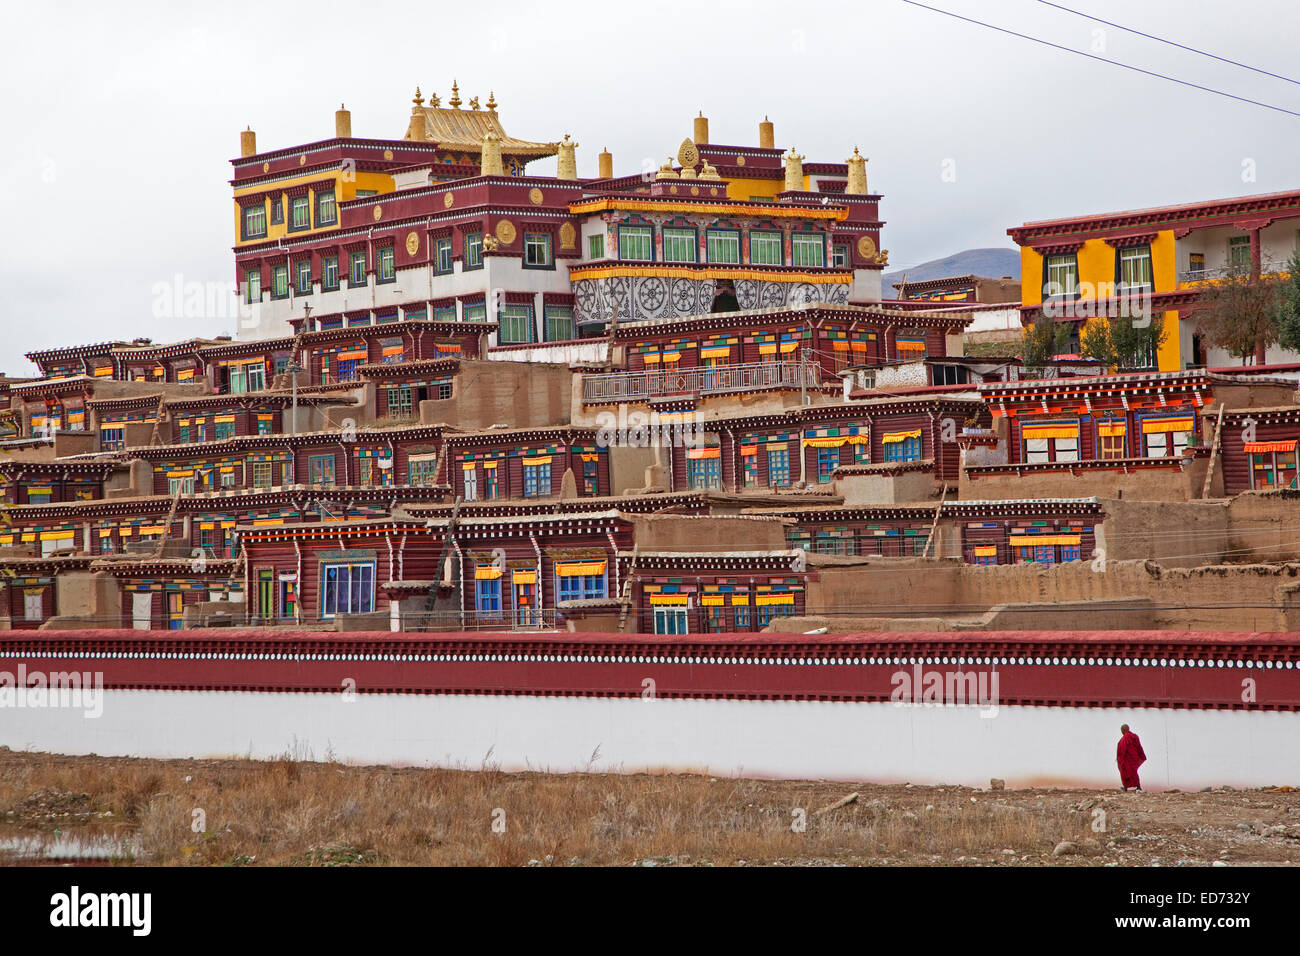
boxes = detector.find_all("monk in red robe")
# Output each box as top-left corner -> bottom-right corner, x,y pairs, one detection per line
1117,724 -> 1146,791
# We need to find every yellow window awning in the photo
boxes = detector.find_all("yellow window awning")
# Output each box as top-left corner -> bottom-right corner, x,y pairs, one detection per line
687,446 -> 721,460
758,343 -> 778,355
522,455 -> 552,466
1008,534 -> 1082,547
973,545 -> 997,557
1098,421 -> 1126,437
512,569 -> 537,585
1141,417 -> 1194,434
642,353 -> 661,365
756,593 -> 795,606
881,429 -> 922,444
475,566 -> 503,580
699,595 -> 725,606
557,561 -> 607,577
700,346 -> 730,359
1021,423 -> 1079,441
649,593 -> 689,606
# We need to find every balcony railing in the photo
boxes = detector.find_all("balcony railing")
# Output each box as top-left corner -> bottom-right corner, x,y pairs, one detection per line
1179,258 -> 1292,284
582,360 -> 821,404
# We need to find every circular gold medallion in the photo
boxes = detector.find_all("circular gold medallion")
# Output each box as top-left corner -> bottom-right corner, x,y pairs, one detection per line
405,231 -> 420,256
690,186 -> 699,196
443,192 -> 454,208
856,235 -> 876,260
494,219 -> 516,245
299,155 -> 306,166
670,185 -> 678,194
735,155 -> 746,166
383,149 -> 394,161
559,221 -> 576,250
373,205 -> 383,221
262,161 -> 270,173
710,187 -> 719,197
529,187 -> 544,205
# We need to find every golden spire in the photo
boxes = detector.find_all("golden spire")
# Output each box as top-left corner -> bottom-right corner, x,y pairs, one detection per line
783,147 -> 805,192
486,91 -> 498,112
412,86 -> 424,108
480,129 -> 504,176
449,80 -> 461,108
845,146 -> 869,195
557,134 -> 579,180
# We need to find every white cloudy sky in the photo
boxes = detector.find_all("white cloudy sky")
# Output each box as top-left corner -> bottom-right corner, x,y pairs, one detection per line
2,0 -> 1297,373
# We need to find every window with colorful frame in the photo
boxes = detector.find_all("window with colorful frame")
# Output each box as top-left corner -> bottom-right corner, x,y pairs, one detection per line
1117,244 -> 1153,291
556,561 -> 607,602
1010,533 -> 1083,565
1044,252 -> 1079,298
436,237 -> 453,274
269,198 -> 283,225
294,260 -> 312,294
749,230 -> 782,265
706,229 -> 740,264
271,264 -> 289,299
686,448 -> 722,489
308,454 -> 335,485
463,301 -> 487,322
483,461 -> 499,499
462,465 -> 478,501
853,442 -> 870,465
322,256 -> 339,291
474,568 -> 502,616
407,454 -> 439,486
832,243 -> 851,268
1020,421 -> 1079,463
1228,235 -> 1251,271
1246,439 -> 1298,490
385,386 -> 414,419
499,304 -> 533,344
766,445 -> 791,486
1140,414 -> 1194,458
881,429 -> 922,462
618,225 -> 653,261
320,561 -> 375,618
464,232 -> 483,270
662,227 -> 697,263
587,234 -> 604,260
1095,419 -> 1127,460
816,447 -> 840,483
279,576 -> 298,619
791,232 -> 825,268
100,426 -> 125,452
969,544 -> 998,566
741,444 -> 758,486
523,458 -> 551,498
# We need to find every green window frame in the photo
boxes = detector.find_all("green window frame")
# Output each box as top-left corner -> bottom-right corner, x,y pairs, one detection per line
1118,245 -> 1153,290
1228,235 -> 1251,271
464,233 -> 483,270
832,243 -> 851,268
376,246 -> 395,283
385,386 -> 413,418
499,304 -> 533,344
791,233 -> 825,268
242,203 -> 266,239
1044,253 -> 1078,297
321,256 -> 339,291
244,268 -> 261,304
464,301 -> 487,322
294,260 -> 312,294
436,237 -> 453,274
587,234 -> 605,260
407,454 -> 439,486
706,229 -> 740,264
749,231 -> 782,265
271,264 -> 289,299
348,250 -> 367,287
544,305 -> 575,342
289,195 -> 310,230
662,227 -> 697,263
315,190 -> 336,226
618,225 -> 653,261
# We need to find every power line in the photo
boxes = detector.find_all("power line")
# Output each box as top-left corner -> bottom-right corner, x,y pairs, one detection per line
1036,0 -> 1300,87
898,0 -> 1300,119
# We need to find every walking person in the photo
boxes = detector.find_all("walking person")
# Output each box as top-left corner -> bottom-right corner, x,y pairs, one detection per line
1117,723 -> 1146,791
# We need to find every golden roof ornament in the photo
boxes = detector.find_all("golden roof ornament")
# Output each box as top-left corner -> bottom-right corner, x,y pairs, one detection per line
845,146 -> 869,195
677,138 -> 699,169
469,96 -> 480,110
699,158 -> 721,181
556,134 -> 579,181
480,128 -> 504,176
412,87 -> 424,108
449,81 -> 462,109
428,90 -> 440,107
486,91 -> 497,112
655,157 -> 680,180
783,147 -> 805,192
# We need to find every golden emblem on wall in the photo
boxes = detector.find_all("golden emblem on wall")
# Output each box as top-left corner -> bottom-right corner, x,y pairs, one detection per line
529,187 -> 544,205
405,231 -> 420,256
670,185 -> 678,194
494,219 -> 517,245
443,192 -> 454,208
690,186 -> 700,196
559,221 -> 576,250
299,155 -> 306,166
710,187 -> 719,197
384,149 -> 394,161
677,138 -> 699,168
262,162 -> 270,173
856,235 -> 877,260
373,205 -> 383,221
735,155 -> 746,166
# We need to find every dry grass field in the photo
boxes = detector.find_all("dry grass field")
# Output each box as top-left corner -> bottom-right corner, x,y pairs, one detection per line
1,748 -> 1297,866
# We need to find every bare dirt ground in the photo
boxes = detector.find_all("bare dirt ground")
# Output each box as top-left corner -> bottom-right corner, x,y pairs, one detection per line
0,748 -> 1296,866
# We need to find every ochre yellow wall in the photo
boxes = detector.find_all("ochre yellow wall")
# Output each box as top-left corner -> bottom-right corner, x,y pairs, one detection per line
724,174 -> 809,202
233,170 -> 394,247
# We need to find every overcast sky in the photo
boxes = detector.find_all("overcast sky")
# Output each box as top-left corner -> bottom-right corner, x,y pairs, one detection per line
2,0 -> 1297,374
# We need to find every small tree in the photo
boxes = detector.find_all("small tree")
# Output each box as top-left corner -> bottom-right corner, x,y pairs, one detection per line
1276,251 -> 1300,355
1194,262 -> 1281,364
1020,311 -> 1070,377
1079,311 -> 1166,371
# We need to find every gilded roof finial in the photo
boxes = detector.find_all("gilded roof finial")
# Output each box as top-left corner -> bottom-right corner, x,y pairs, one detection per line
413,86 -> 424,108
449,80 -> 461,108
486,91 -> 497,112
428,90 -> 440,107
469,95 -> 480,110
